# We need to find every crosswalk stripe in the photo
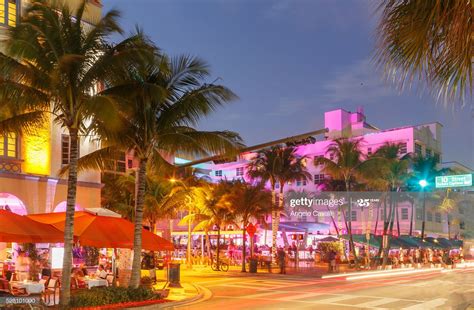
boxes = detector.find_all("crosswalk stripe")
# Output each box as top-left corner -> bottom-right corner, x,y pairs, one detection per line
401,298 -> 447,310
356,297 -> 399,308
277,292 -> 322,301
316,295 -> 358,303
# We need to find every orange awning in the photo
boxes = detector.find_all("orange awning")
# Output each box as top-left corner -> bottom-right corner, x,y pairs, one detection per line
28,211 -> 174,251
0,210 -> 64,243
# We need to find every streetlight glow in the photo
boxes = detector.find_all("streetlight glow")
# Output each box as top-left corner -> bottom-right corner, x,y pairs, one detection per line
419,179 -> 428,188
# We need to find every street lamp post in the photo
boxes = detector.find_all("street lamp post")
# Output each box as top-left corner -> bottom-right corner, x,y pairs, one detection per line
419,179 -> 428,239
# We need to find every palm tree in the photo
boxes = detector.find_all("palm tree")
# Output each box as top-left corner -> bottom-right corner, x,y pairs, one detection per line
315,138 -> 375,267
408,155 -> 450,239
372,143 -> 410,266
75,52 -> 243,287
225,181 -> 272,272
247,146 -> 309,261
375,0 -> 473,104
0,2 -> 152,305
184,181 -> 235,269
102,173 -> 136,220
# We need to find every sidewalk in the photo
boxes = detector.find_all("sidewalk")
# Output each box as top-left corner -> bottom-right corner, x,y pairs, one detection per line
125,282 -> 207,309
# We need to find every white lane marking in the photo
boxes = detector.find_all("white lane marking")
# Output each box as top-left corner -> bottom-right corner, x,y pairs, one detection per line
356,297 -> 399,308
316,295 -> 359,303
276,292 -> 323,301
401,298 -> 447,310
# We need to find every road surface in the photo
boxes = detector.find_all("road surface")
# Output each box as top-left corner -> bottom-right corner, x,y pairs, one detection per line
177,267 -> 474,309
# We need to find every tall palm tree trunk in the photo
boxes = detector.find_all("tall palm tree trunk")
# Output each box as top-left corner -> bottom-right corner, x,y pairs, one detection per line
60,128 -> 79,307
206,230 -> 211,264
241,223 -> 247,272
270,186 -> 277,263
377,195 -> 388,265
409,200 -> 414,236
374,201 -> 381,235
421,190 -> 426,239
345,182 -> 358,268
326,205 -> 340,236
130,159 -> 147,288
216,225 -> 221,270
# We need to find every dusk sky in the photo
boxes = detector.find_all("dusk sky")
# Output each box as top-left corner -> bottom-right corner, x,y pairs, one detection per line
103,0 -> 473,168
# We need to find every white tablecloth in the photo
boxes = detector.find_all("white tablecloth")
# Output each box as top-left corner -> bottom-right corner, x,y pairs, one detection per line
85,279 -> 108,289
11,281 -> 44,294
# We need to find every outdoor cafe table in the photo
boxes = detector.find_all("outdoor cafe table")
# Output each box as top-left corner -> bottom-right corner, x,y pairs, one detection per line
10,281 -> 44,294
84,278 -> 108,289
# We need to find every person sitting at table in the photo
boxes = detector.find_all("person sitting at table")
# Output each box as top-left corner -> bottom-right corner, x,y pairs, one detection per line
79,263 -> 88,277
95,265 -> 107,279
15,251 -> 30,281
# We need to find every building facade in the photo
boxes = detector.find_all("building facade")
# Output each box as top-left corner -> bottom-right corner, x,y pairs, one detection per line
193,108 -> 473,240
0,0 -> 103,215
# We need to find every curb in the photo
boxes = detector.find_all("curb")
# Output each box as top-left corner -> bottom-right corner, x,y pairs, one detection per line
125,284 -> 211,310
158,284 -> 212,309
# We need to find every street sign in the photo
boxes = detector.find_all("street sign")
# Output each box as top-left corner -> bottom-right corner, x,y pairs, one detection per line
435,174 -> 473,188
246,223 -> 257,237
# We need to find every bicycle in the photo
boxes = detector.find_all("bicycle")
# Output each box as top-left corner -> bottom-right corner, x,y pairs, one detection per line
211,259 -> 229,272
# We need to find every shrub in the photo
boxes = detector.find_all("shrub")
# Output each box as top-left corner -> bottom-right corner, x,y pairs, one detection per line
69,286 -> 161,308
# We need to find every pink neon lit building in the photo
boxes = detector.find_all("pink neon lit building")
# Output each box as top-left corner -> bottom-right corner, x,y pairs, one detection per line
193,108 -> 472,239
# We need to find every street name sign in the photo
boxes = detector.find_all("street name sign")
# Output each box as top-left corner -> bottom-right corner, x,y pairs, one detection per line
435,174 -> 473,188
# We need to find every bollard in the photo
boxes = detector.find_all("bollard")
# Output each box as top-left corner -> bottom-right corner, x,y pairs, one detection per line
249,258 -> 258,273
167,263 -> 182,288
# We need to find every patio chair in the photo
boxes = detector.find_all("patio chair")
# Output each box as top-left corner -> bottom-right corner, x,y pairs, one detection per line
106,274 -> 114,287
43,277 -> 59,306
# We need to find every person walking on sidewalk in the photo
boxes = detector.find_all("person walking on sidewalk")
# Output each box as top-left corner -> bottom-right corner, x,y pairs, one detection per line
277,247 -> 286,274
328,250 -> 337,273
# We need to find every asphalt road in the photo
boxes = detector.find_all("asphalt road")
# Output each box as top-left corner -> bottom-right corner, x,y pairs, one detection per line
176,267 -> 474,310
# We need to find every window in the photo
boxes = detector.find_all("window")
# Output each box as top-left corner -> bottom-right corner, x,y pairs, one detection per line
314,155 -> 324,165
415,143 -> 422,156
61,135 -> 81,166
296,179 -> 307,186
0,133 -> 17,158
314,174 -> 325,185
426,148 -> 432,157
236,167 -> 244,176
435,212 -> 441,223
460,221 -> 465,230
329,153 -> 335,161
427,212 -> 433,222
367,147 -> 372,156
215,170 -> 222,177
127,159 -> 133,169
350,210 -> 357,222
416,208 -> 422,220
399,142 -> 407,154
61,135 -> 70,165
275,182 -> 279,189
401,208 -> 409,220
0,0 -> 19,26
116,152 -> 126,173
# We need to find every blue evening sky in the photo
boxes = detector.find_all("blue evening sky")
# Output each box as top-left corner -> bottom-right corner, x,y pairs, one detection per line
103,0 -> 473,168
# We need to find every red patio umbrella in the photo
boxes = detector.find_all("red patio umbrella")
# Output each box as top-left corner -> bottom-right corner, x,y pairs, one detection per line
0,210 -> 64,243
28,211 -> 174,251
